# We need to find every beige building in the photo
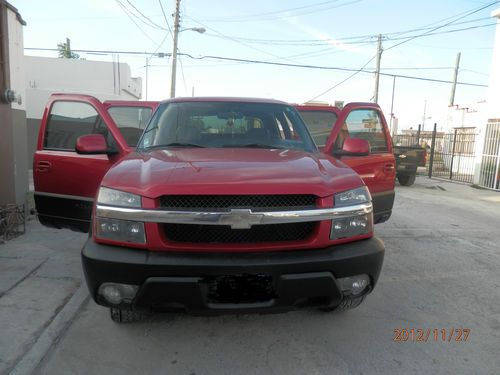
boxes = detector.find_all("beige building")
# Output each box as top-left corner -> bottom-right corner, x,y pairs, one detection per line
25,56 -> 143,163
0,0 -> 27,207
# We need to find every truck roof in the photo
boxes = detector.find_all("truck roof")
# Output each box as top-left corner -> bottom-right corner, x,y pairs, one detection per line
161,97 -> 289,105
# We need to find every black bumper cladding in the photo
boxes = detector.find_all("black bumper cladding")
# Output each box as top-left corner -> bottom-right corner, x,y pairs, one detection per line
82,237 -> 385,315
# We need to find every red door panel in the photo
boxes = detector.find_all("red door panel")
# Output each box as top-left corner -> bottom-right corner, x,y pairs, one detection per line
296,103 -> 395,223
34,94 -> 128,232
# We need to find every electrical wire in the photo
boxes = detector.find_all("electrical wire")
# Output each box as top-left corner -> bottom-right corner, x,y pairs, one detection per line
385,1 -> 500,51
307,56 -> 376,101
197,17 -> 495,47
114,0 -> 158,44
158,0 -> 174,39
185,16 -> 286,59
461,69 -> 489,76
123,0 -> 167,30
23,47 -> 489,88
178,55 -> 189,95
196,0 -> 363,23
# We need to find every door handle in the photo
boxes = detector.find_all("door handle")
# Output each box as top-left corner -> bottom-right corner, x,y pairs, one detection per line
384,163 -> 395,172
36,161 -> 52,173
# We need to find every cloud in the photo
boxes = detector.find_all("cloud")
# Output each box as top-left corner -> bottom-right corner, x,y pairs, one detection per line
284,16 -> 372,55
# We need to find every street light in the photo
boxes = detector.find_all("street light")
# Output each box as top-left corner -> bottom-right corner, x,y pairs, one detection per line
170,22 -> 205,98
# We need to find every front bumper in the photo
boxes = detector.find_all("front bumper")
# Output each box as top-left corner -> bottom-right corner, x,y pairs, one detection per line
82,237 -> 385,315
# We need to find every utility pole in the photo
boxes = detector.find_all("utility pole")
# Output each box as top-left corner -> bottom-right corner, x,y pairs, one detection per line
422,100 -> 427,132
373,34 -> 383,104
66,38 -> 71,57
145,57 -> 149,100
449,52 -> 461,106
170,0 -> 181,98
389,75 -> 396,135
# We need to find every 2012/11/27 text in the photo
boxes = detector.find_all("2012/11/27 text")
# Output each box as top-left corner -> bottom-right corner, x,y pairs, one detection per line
393,328 -> 470,342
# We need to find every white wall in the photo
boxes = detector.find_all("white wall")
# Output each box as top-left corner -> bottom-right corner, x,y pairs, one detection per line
473,8 -> 500,186
486,9 -> 500,119
25,56 -> 142,120
7,7 -> 25,111
0,3 -> 27,206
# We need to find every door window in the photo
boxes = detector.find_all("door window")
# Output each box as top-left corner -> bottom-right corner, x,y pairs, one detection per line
298,110 -> 337,147
107,106 -> 153,147
334,109 -> 388,153
44,101 -> 116,151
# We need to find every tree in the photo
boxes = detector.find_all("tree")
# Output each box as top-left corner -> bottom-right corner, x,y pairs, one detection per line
57,38 -> 80,59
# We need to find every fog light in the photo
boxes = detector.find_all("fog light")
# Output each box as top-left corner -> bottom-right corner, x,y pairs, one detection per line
337,274 -> 370,296
98,283 -> 139,304
100,285 -> 123,304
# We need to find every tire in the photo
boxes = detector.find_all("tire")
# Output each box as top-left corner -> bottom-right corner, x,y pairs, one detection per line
110,308 -> 145,323
320,295 -> 366,312
397,174 -> 416,186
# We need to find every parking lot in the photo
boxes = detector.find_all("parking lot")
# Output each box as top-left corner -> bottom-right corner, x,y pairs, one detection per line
2,176 -> 500,375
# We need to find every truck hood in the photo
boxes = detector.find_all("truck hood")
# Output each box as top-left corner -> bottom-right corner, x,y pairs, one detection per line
101,148 -> 364,198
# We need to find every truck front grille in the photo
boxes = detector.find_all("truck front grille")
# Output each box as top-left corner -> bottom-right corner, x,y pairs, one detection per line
163,222 -> 316,243
160,194 -> 317,212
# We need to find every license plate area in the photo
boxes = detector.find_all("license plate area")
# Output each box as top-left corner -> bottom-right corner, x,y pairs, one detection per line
204,274 -> 275,304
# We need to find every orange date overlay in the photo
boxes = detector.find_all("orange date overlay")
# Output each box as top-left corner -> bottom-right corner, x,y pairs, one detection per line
393,328 -> 471,343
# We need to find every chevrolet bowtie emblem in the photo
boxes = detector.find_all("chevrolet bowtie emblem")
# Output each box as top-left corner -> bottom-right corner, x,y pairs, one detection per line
220,209 -> 264,229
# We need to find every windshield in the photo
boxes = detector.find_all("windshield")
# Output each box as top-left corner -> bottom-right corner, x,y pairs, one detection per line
137,101 -> 316,152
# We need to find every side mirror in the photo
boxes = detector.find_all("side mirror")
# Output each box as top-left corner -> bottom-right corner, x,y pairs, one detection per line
75,134 -> 115,155
333,137 -> 370,157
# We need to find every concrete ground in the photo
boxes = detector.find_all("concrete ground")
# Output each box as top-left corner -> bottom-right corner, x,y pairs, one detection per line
1,176 -> 500,375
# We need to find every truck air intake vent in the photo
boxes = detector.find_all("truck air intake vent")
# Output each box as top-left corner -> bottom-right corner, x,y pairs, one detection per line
163,222 -> 316,243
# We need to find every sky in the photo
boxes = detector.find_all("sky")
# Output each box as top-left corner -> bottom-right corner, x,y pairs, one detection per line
8,0 -> 500,131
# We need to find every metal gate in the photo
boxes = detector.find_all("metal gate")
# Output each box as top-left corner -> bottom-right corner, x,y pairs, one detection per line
428,127 -> 477,184
478,120 -> 500,191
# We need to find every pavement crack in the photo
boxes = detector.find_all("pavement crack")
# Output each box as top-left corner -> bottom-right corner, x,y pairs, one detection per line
0,257 -> 49,299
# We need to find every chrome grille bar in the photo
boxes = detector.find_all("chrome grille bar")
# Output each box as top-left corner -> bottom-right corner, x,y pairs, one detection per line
96,203 -> 373,230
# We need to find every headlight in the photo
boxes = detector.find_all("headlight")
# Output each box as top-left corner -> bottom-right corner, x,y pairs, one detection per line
97,187 -> 141,208
334,186 -> 371,207
96,187 -> 145,243
331,186 -> 373,240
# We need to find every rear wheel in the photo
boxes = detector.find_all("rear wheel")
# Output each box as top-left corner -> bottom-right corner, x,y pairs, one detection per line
397,174 -> 416,186
109,308 -> 145,323
320,295 -> 365,312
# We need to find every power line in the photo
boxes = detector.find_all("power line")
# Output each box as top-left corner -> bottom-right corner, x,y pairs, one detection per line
194,16 -> 494,47
308,56 -> 376,102
204,22 -> 494,48
114,0 -> 158,44
24,47 -> 489,88
176,52 -> 488,87
185,16 -> 285,59
123,0 -> 167,30
178,55 -> 188,95
196,0 -> 363,23
461,68 -> 489,76
147,0 -> 175,59
158,0 -> 174,39
381,66 -> 453,70
385,1 -> 500,51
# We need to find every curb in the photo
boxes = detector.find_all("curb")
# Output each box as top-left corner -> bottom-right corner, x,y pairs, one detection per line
9,284 -> 89,375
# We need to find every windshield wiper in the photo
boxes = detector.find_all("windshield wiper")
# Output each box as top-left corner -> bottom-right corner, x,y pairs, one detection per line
145,142 -> 206,150
222,143 -> 287,149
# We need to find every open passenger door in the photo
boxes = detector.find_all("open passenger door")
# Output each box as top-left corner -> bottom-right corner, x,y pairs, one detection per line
296,102 -> 395,223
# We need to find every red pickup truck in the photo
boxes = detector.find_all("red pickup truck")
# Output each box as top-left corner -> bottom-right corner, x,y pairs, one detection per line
34,94 -> 393,322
